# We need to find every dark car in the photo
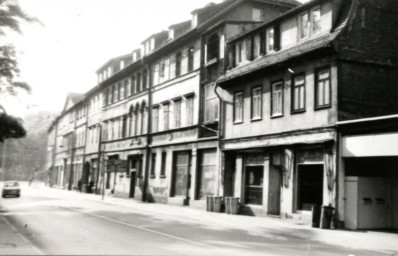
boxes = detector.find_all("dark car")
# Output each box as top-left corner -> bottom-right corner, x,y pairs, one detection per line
2,181 -> 21,198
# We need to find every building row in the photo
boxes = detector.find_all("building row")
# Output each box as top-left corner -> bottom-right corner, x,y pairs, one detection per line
46,0 -> 398,230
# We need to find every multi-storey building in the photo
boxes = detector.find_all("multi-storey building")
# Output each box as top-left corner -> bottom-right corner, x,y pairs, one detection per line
47,0 -> 398,230
216,0 -> 398,228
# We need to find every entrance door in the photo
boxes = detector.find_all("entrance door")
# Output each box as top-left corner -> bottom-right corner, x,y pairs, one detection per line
268,166 -> 281,215
244,166 -> 264,205
297,164 -> 323,210
172,151 -> 191,203
129,157 -> 140,198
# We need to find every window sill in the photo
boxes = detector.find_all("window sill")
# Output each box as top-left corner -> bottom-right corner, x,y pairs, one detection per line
205,58 -> 218,67
233,121 -> 243,125
291,109 -> 306,115
270,114 -> 283,119
150,175 -> 156,179
160,175 -> 166,179
250,117 -> 262,122
314,105 -> 331,111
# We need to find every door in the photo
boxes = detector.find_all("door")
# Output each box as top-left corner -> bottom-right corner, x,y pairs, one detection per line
297,164 -> 323,210
244,166 -> 264,205
129,157 -> 140,198
172,151 -> 191,202
129,171 -> 136,198
268,166 -> 281,215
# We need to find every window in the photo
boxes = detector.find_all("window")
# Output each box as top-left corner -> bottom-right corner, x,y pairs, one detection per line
252,8 -> 263,21
292,74 -> 306,112
233,91 -> 243,123
192,14 -> 198,28
299,13 -> 310,39
185,95 -> 194,126
152,106 -> 159,132
136,73 -> 141,92
251,87 -> 262,120
160,61 -> 166,77
131,76 -> 136,94
150,153 -> 156,177
173,99 -> 181,128
175,52 -> 182,77
163,103 -> 170,130
244,166 -> 263,205
235,42 -> 243,65
125,80 -> 131,97
219,35 -> 225,59
142,70 -> 147,90
114,85 -> 118,103
122,116 -> 128,138
160,152 -> 167,177
312,8 -> 321,34
271,81 -> 283,116
206,34 -> 219,62
315,68 -> 331,108
130,111 -> 136,136
107,88 -> 112,105
253,34 -> 261,59
120,82 -> 125,100
188,47 -> 194,72
204,83 -> 218,122
267,27 -> 274,52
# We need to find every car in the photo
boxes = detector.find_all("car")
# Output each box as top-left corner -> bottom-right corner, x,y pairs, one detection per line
2,181 -> 21,198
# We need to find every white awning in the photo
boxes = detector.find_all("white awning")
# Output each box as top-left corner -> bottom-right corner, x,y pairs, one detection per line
342,132 -> 398,157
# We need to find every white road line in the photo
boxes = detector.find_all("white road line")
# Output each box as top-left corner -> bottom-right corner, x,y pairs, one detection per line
1,215 -> 45,255
65,206 -> 227,251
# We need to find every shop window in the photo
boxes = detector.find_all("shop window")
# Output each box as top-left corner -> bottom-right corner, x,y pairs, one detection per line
251,87 -> 262,120
315,67 -> 331,108
204,83 -> 219,123
197,149 -> 216,199
271,81 -> 283,116
291,74 -> 306,113
233,91 -> 243,123
244,166 -> 263,205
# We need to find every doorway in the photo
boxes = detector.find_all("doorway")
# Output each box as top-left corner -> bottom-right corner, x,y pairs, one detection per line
128,156 -> 141,198
268,166 -> 281,215
297,164 -> 323,210
244,166 -> 263,205
171,151 -> 191,204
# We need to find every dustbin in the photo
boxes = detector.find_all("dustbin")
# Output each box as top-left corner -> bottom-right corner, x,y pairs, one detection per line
311,205 -> 321,228
206,196 -> 214,212
213,196 -> 223,213
230,197 -> 240,215
320,205 -> 335,229
224,197 -> 231,214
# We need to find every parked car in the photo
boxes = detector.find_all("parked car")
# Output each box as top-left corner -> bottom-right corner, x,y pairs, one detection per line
2,181 -> 21,198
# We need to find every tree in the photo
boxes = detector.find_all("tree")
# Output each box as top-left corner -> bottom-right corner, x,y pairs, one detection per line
0,0 -> 38,142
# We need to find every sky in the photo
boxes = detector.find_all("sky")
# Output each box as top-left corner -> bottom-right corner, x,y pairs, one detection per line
5,0 -> 306,117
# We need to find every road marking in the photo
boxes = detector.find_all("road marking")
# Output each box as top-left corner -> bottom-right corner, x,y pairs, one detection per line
1,215 -> 45,255
64,206 -> 228,252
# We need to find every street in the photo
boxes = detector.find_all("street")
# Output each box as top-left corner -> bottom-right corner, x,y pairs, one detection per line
0,184 -> 395,256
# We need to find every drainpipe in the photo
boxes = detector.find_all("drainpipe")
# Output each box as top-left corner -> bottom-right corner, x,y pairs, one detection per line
95,123 -> 103,199
142,57 -> 152,202
214,82 -> 224,196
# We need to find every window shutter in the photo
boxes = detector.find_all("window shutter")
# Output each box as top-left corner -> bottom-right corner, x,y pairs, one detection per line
246,38 -> 252,60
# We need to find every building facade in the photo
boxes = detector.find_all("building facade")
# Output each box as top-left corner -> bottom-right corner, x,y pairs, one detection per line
46,0 -> 398,230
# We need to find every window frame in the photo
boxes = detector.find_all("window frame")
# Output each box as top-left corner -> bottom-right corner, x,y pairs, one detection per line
298,12 -> 310,40
270,80 -> 284,117
173,99 -> 182,129
291,72 -> 306,114
250,86 -> 262,121
175,52 -> 182,77
187,47 -> 194,72
150,153 -> 156,178
233,90 -> 244,124
160,152 -> 167,178
314,66 -> 332,110
152,106 -> 159,133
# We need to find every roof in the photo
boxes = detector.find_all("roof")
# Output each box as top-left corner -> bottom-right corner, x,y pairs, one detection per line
169,20 -> 191,30
96,53 -> 132,73
68,92 -> 84,104
217,0 -> 353,84
141,30 -> 168,44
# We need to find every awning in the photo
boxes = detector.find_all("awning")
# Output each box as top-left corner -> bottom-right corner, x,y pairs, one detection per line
342,132 -> 398,157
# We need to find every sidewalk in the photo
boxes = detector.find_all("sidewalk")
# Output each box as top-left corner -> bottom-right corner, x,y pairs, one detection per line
33,183 -> 398,255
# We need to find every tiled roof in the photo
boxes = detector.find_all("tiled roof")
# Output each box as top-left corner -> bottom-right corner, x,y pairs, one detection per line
68,92 -> 84,104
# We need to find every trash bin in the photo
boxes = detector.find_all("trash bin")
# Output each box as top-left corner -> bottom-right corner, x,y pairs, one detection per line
311,205 -> 321,228
213,196 -> 222,213
224,197 -> 231,214
320,205 -> 335,229
230,197 -> 240,215
206,196 -> 214,212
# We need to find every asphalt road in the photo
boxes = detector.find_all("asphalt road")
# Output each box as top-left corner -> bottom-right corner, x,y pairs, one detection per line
0,186 -> 390,255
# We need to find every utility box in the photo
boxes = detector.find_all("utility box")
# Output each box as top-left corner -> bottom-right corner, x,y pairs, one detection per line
344,177 -> 391,230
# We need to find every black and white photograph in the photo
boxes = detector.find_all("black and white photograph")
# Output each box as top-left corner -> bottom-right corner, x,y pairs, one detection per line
1,0 -> 398,255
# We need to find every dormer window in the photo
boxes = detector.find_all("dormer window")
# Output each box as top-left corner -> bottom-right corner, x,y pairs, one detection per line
267,27 -> 275,52
133,51 -> 137,61
252,8 -> 263,22
312,8 -> 321,34
299,7 -> 322,40
107,66 -> 113,77
120,60 -> 124,70
299,12 -> 310,39
169,29 -> 174,40
192,13 -> 198,28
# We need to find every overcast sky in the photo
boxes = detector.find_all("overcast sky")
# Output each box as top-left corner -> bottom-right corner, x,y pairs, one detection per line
6,0 -> 306,117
